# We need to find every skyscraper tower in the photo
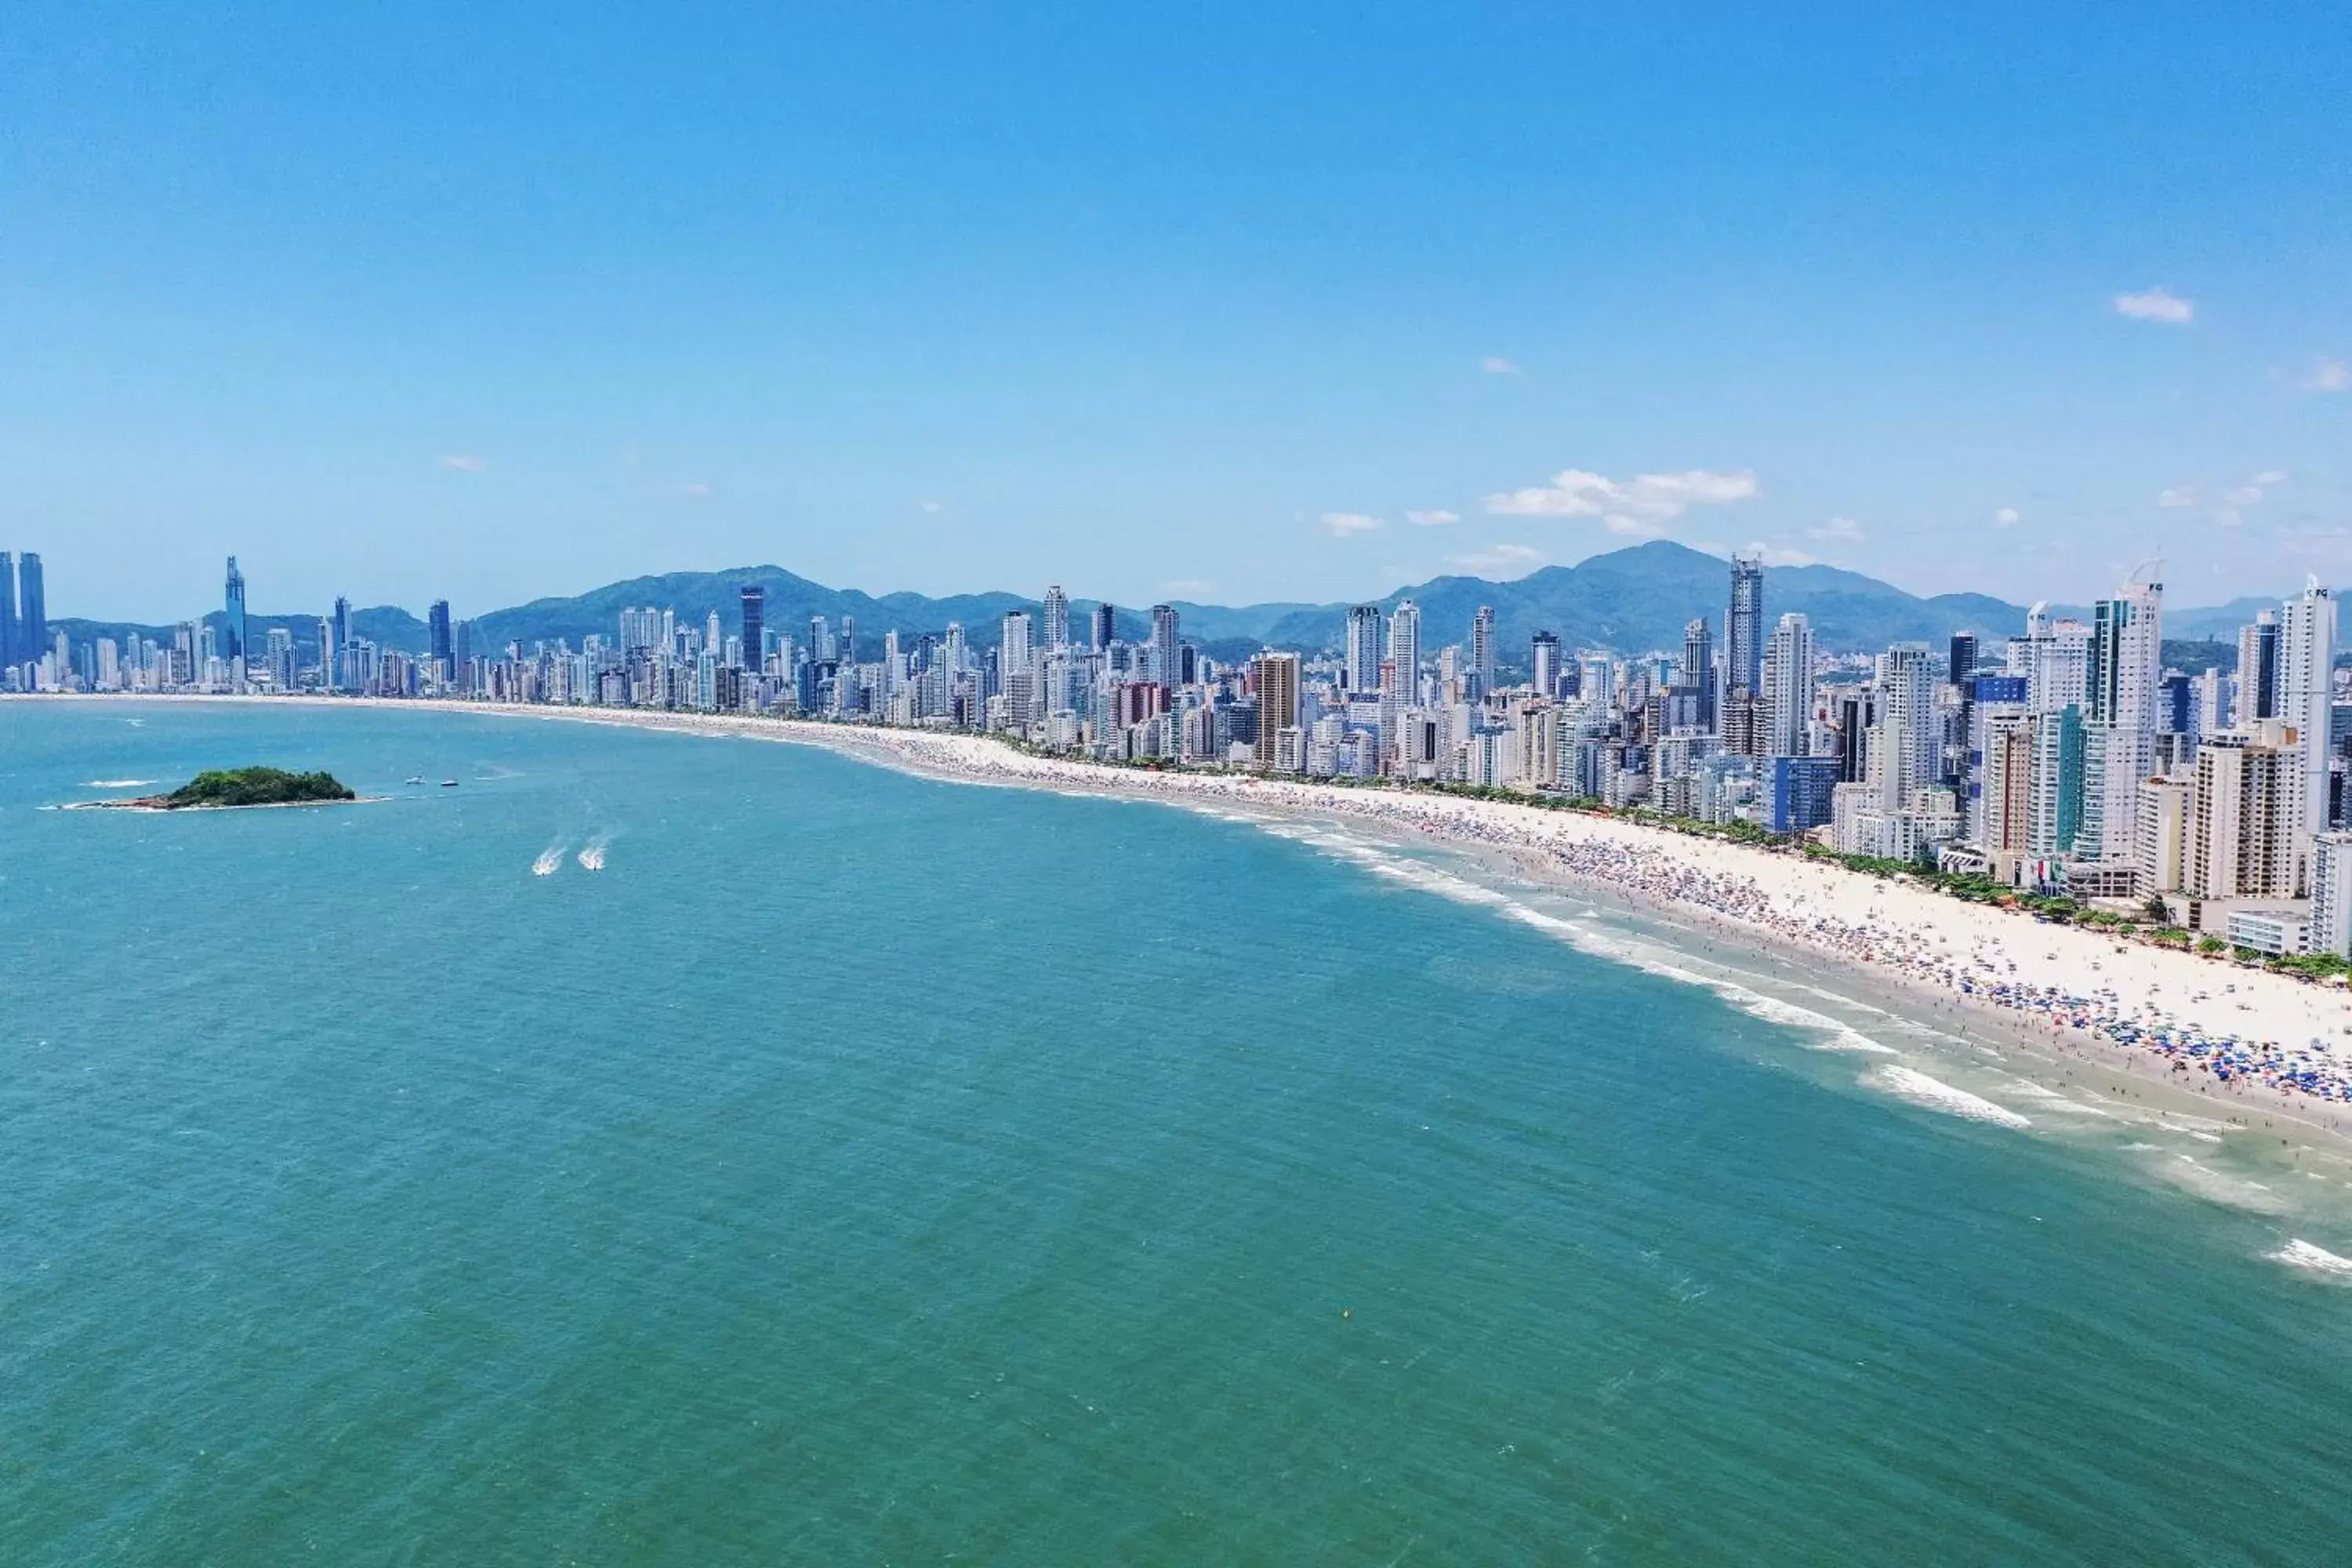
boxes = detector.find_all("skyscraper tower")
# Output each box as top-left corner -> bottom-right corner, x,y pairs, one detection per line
1042,585 -> 1070,651
2085,576 -> 2163,863
429,601 -> 455,681
1091,602 -> 1116,652
739,585 -> 766,673
331,596 -> 350,689
223,557 -> 248,665
1761,612 -> 1814,757
1947,632 -> 1979,688
1150,604 -> 1180,690
1388,599 -> 1421,701
1000,609 -> 1034,675
1345,605 -> 1385,693
1470,605 -> 1495,694
2235,611 -> 2280,724
1726,554 -> 1763,700
2281,580 -> 2338,848
18,553 -> 45,672
1682,617 -> 1715,731
1530,631 -> 1561,698
1252,651 -> 1300,770
0,550 -> 16,670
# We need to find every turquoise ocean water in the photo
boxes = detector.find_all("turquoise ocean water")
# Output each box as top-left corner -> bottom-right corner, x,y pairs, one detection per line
7,699 -> 2352,1564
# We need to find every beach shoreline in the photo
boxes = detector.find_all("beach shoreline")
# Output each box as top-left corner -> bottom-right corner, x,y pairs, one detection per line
22,691 -> 2352,1149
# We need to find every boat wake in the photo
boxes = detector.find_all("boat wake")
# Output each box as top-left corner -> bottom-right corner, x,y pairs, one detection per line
578,830 -> 612,871
532,843 -> 566,876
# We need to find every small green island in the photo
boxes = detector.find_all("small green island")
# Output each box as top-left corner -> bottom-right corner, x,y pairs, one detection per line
85,768 -> 364,811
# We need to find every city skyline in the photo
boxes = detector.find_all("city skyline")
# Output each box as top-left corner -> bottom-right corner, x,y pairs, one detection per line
7,5 -> 2348,619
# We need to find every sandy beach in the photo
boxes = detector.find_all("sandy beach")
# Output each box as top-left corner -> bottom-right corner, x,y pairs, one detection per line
31,693 -> 2352,1146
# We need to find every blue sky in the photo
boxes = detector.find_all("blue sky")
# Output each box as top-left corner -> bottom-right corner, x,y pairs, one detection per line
5,2 -> 2347,622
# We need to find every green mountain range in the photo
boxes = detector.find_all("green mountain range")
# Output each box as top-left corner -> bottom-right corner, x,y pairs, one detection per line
56,541 -> 2303,670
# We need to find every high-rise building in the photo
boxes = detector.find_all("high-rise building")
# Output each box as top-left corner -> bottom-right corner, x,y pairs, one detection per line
2190,725 -> 2299,899
331,597 -> 351,689
1042,586 -> 1070,651
1150,604 -> 1180,689
1878,643 -> 1941,799
2280,580 -> 2337,852
429,601 -> 455,682
2235,612 -> 2280,724
0,550 -> 16,670
1726,554 -> 1765,704
739,585 -> 766,673
1001,610 -> 1035,676
2312,831 -> 2352,959
1681,619 -> 1716,731
1090,602 -> 1116,652
1530,631 -> 1561,699
223,557 -> 248,666
1761,613 -> 1814,757
1388,600 -> 1421,700
1470,606 -> 1495,694
18,554 -> 45,677
1345,605 -> 1385,694
1947,632 -> 1979,688
840,615 -> 857,665
1252,652 -> 1301,770
2085,577 -> 2163,864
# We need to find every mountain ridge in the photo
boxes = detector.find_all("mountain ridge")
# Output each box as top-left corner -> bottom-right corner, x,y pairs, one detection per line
56,541 -> 2307,667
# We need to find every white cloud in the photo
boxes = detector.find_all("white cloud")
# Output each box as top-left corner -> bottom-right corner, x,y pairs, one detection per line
2155,487 -> 2197,509
2301,358 -> 2352,394
1744,541 -> 1820,568
1483,467 -> 1759,538
2114,287 -> 2194,324
1161,579 -> 1214,596
1992,506 -> 2021,528
1806,516 -> 1865,542
1405,509 -> 1461,527
682,481 -> 713,498
1448,543 -> 1544,576
1481,356 -> 1524,376
438,453 -> 486,473
2250,468 -> 2288,487
919,499 -> 944,513
1321,511 -> 1382,537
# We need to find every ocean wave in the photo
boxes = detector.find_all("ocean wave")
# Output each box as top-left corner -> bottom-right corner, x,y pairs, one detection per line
85,779 -> 154,788
1864,1065 -> 2031,1129
2270,1240 -> 2352,1276
2147,1155 -> 2287,1214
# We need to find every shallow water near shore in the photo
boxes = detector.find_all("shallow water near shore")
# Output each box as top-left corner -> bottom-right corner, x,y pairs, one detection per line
9,698 -> 2352,1564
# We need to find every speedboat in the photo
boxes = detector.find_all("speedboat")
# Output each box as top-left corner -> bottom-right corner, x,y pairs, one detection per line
441,779 -> 459,787
405,776 -> 426,785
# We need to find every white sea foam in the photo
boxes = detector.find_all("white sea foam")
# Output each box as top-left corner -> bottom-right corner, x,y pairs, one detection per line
2270,1240 -> 2352,1276
532,844 -> 566,877
84,779 -> 154,788
1864,1065 -> 2031,1129
2148,1155 -> 2288,1214
577,844 -> 607,871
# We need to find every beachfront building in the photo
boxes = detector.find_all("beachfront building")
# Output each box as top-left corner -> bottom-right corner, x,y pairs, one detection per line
2189,724 -> 2302,902
2309,832 -> 2352,960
